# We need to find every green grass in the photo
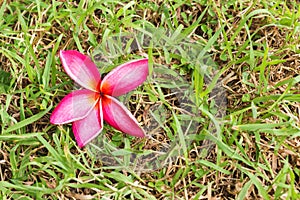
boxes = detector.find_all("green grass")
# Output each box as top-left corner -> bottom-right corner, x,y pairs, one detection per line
1,0 -> 300,199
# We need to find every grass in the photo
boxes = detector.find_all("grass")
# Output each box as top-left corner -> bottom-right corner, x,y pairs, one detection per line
0,0 -> 299,199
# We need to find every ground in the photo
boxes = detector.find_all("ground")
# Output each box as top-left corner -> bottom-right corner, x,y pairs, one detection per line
0,0 -> 299,199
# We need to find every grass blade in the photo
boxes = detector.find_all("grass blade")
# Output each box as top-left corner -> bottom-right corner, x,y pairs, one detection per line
3,104 -> 52,134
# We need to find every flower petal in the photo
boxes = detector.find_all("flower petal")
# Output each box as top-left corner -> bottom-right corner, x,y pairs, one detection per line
72,101 -> 103,148
50,89 -> 99,124
100,58 -> 148,97
60,50 -> 101,92
102,95 -> 145,137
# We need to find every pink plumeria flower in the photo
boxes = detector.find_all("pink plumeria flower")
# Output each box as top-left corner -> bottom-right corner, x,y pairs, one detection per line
50,50 -> 148,148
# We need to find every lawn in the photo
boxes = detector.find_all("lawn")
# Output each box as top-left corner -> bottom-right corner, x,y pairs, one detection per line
0,0 -> 299,199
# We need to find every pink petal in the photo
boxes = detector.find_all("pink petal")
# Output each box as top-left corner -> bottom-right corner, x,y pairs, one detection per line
50,89 -> 99,124
100,58 -> 148,97
60,50 -> 101,92
102,95 -> 145,137
72,101 -> 103,148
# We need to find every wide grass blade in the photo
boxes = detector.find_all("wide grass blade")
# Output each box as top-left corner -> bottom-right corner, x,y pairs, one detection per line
3,104 -> 52,134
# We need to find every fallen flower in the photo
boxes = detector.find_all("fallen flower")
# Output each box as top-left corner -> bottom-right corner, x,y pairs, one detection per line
50,50 -> 148,148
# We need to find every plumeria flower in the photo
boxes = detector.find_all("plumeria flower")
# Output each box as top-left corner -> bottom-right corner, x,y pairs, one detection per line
50,50 -> 148,148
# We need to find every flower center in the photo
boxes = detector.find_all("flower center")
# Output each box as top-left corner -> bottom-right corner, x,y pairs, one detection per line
99,91 -> 104,97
